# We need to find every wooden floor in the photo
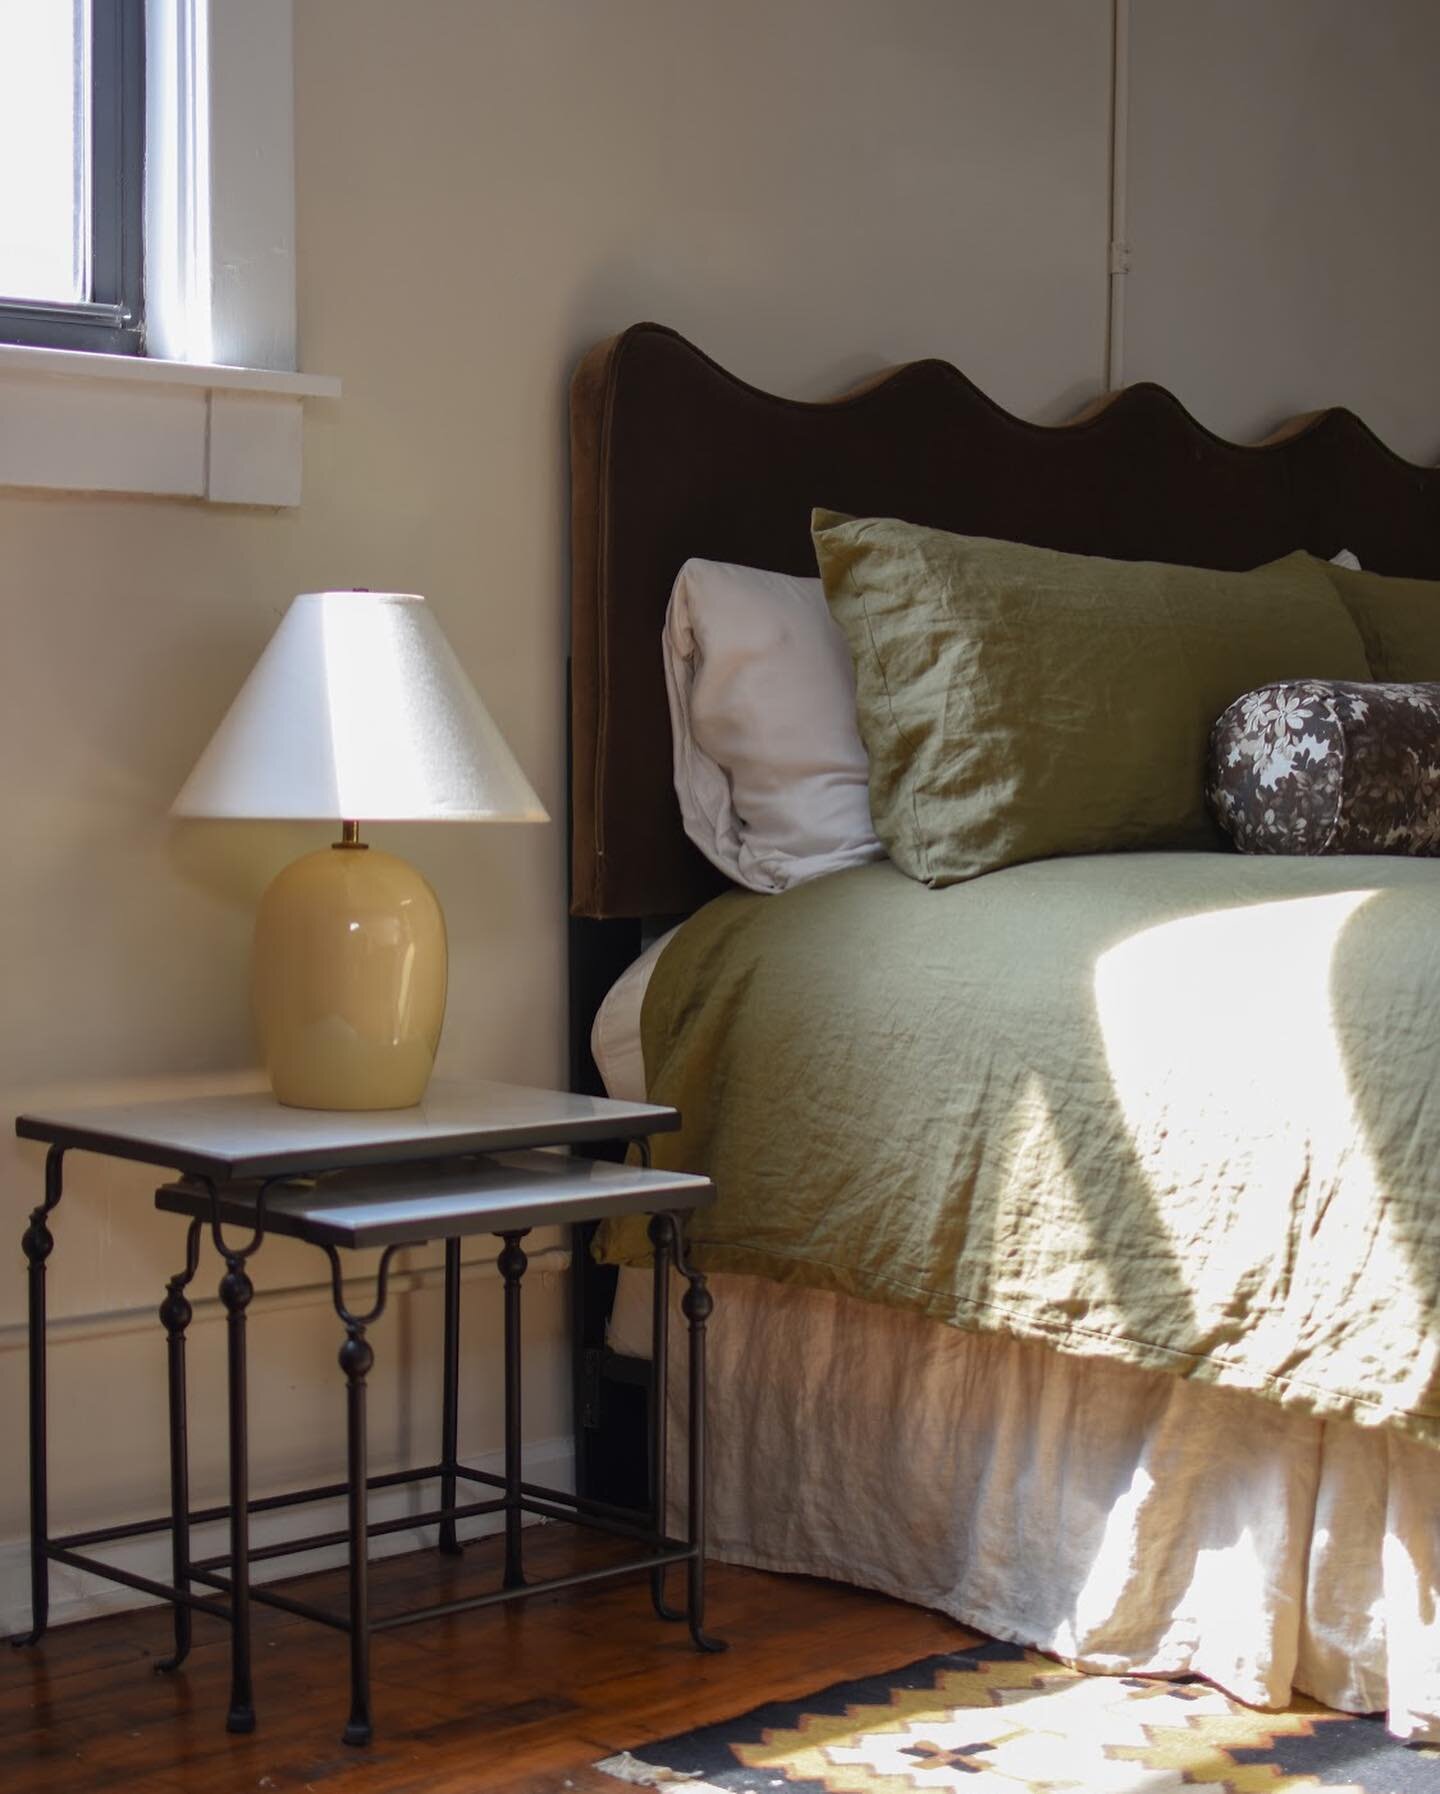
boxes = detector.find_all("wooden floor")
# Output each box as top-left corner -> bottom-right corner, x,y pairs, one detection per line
3,1528 -> 974,1793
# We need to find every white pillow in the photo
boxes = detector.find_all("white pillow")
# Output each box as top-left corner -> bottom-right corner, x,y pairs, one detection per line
662,558 -> 885,892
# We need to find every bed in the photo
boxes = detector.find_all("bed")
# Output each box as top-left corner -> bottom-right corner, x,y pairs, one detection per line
566,322 -> 1440,1741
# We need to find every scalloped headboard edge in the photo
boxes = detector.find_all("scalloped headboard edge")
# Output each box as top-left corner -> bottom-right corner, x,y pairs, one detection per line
569,321 -> 1440,920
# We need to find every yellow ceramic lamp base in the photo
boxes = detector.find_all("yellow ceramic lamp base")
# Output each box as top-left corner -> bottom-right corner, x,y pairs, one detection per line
253,843 -> 448,1111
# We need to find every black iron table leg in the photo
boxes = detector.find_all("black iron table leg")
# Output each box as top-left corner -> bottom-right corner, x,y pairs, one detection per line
437,1237 -> 463,1556
647,1212 -> 684,1622
671,1216 -> 727,1654
325,1243 -> 400,1749
218,1253 -> 255,1731
13,1145 -> 65,1649
498,1230 -> 530,1590
209,1180 -> 272,1735
340,1329 -> 374,1747
155,1217 -> 203,1674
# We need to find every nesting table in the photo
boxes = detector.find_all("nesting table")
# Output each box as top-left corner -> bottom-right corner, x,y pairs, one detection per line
12,1082 -> 721,1745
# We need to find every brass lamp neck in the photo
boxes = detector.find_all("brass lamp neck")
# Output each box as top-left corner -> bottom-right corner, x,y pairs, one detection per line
335,820 -> 368,850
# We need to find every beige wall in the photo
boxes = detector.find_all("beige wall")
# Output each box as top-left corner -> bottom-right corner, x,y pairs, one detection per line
0,0 -> 1113,1626
1124,0 -> 1440,464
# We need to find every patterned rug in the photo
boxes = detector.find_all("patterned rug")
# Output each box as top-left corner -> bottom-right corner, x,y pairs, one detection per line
596,1639 -> 1440,1792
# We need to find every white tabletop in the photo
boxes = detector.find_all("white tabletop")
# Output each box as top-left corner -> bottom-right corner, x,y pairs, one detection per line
15,1080 -> 677,1179
156,1149 -> 713,1248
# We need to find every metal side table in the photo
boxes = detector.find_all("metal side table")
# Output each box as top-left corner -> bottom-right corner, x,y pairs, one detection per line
11,1080 -> 699,1742
154,1148 -> 720,1745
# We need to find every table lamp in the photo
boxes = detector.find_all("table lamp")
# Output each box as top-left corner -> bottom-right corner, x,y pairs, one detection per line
172,591 -> 547,1110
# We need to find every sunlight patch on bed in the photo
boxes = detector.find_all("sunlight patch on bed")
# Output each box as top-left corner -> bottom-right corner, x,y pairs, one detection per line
1094,888 -> 1378,1117
1063,1463 -> 1160,1646
1068,1459 -> 1273,1659
1090,889 -> 1424,1339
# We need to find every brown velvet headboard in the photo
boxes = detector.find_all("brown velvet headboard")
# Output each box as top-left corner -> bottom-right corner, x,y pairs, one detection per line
569,321 -> 1440,922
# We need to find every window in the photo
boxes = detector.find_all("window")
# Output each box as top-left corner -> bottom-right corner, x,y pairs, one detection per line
0,1 -> 335,507
0,0 -> 144,353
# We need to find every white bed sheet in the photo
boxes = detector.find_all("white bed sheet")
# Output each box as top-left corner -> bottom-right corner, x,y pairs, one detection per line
590,926 -> 676,1107
590,935 -> 1440,1739
591,931 -> 680,1356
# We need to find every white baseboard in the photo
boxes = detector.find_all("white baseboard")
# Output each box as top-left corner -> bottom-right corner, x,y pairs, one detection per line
0,1434 -> 574,1637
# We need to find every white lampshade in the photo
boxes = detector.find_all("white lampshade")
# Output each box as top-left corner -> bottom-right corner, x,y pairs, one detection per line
172,591 -> 548,823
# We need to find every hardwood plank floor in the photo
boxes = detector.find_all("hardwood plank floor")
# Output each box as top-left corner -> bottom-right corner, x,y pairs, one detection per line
3,1528 -> 976,1792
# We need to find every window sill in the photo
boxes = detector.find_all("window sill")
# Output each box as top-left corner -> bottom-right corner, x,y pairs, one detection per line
0,343 -> 341,507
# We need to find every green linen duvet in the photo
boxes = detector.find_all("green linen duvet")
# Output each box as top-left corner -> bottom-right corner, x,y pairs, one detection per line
602,854 -> 1440,1447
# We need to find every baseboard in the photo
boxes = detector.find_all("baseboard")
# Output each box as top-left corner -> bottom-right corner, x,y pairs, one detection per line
0,1434 -> 574,1637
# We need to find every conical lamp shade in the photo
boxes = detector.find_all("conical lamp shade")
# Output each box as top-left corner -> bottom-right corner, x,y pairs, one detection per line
172,591 -> 548,823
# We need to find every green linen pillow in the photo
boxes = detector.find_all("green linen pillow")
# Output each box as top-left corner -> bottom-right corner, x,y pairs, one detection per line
812,511 -> 1371,886
1316,559 -> 1440,681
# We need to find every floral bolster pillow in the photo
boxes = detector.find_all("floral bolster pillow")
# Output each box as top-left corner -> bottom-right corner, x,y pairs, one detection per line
1207,681 -> 1440,855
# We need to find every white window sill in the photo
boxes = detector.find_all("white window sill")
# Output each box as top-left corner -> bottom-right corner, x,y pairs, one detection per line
0,343 -> 341,507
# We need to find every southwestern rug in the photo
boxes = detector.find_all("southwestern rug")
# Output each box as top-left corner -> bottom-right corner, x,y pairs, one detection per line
596,1639 -> 1440,1792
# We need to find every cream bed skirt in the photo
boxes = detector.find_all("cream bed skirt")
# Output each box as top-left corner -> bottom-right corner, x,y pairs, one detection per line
616,1268 -> 1440,1743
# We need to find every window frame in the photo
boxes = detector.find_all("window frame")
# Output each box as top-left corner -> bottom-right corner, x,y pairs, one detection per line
0,0 -> 145,355
0,0 -> 337,509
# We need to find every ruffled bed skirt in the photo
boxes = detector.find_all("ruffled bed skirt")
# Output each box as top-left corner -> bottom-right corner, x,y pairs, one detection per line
621,1270 -> 1440,1741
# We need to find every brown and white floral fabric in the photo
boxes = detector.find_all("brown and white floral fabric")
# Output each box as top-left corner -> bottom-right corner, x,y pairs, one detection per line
1207,680 -> 1440,855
